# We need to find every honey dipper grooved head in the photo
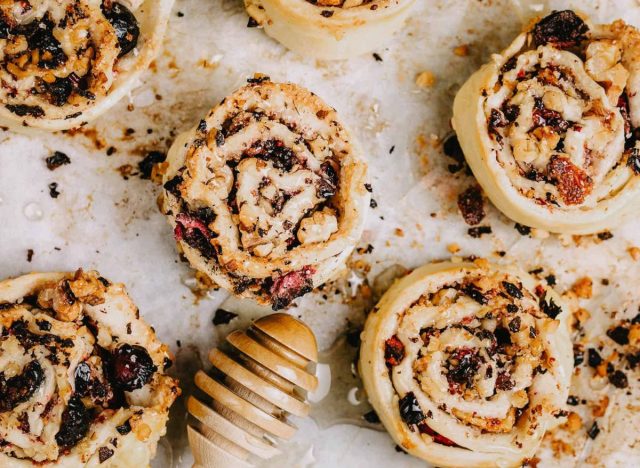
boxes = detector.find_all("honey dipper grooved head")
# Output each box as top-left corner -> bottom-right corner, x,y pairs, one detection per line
187,313 -> 319,468
253,313 -> 318,362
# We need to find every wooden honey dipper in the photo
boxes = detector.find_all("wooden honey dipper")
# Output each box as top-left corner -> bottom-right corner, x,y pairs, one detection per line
187,313 -> 319,467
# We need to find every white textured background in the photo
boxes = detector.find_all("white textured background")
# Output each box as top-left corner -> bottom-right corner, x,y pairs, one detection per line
0,0 -> 639,466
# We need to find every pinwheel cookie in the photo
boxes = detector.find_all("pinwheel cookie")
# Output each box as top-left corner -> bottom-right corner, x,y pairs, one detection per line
453,10 -> 640,233
244,0 -> 417,60
161,77 -> 369,310
360,261 -> 573,468
0,0 -> 174,131
0,270 -> 179,467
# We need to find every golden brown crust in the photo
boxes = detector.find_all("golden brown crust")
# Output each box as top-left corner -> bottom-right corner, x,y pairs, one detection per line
0,270 -> 179,467
161,78 -> 369,309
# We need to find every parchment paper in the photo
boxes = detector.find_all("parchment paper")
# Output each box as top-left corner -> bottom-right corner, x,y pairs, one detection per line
0,0 -> 639,466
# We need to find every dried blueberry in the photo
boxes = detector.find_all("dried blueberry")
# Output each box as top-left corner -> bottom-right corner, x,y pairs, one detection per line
0,360 -> 45,412
607,326 -> 630,346
399,392 -> 425,425
102,2 -> 140,57
55,395 -> 91,449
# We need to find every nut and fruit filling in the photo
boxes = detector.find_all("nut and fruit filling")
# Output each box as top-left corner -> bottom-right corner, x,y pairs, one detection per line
0,0 -> 140,119
0,271 -> 173,463
386,272 -> 564,445
484,10 -> 640,208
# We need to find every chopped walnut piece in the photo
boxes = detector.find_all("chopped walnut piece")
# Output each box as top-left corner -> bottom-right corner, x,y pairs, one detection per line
453,44 -> 470,57
628,246 -> 640,261
591,395 -> 609,417
564,411 -> 583,432
37,270 -> 107,322
415,71 -> 436,88
574,307 -> 591,324
571,277 -> 593,299
447,243 -> 461,254
629,324 -> 640,346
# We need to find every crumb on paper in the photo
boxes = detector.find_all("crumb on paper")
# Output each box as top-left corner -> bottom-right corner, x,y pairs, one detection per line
628,246 -> 640,261
415,71 -> 436,88
453,44 -> 470,57
572,277 -> 593,299
447,243 -> 460,254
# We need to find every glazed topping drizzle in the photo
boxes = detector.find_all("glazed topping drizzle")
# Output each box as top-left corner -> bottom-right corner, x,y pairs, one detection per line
0,1 -> 139,119
484,10 -> 639,208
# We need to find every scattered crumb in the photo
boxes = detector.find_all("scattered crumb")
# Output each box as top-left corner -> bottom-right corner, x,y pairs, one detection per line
453,44 -> 470,57
394,228 -> 404,237
628,246 -> 640,261
26,249 -> 34,262
415,71 -> 436,88
571,277 -> 593,299
591,396 -> 609,417
574,307 -> 590,324
447,243 -> 460,254
564,412 -> 582,432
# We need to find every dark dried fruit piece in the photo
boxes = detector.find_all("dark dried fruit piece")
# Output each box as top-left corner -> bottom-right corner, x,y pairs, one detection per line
457,186 -> 485,225
174,212 -> 217,260
384,335 -> 405,368
212,309 -> 238,326
46,151 -> 71,170
398,392 -> 425,425
99,446 -> 115,463
532,10 -> 589,48
55,395 -> 91,449
112,344 -> 157,391
6,104 -> 45,118
446,348 -> 481,388
587,348 -> 602,367
514,223 -> 532,236
0,360 -> 45,412
587,421 -> 600,439
463,283 -> 488,305
502,281 -> 523,299
102,2 -> 140,57
607,326 -> 630,345
608,370 -> 628,388
138,151 -> 166,180
539,296 -> 562,319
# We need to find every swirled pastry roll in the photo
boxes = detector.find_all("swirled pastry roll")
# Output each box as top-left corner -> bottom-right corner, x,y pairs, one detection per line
161,77 -> 369,310
0,0 -> 174,131
360,262 -> 573,468
453,10 -> 640,233
0,270 -> 179,467
244,0 -> 417,60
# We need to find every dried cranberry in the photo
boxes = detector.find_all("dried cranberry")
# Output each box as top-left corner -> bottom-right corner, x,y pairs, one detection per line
111,344 -> 157,391
417,423 -> 458,446
45,151 -> 71,171
463,283 -> 488,305
212,309 -> 238,326
532,10 -> 589,48
384,335 -> 405,368
269,266 -> 315,310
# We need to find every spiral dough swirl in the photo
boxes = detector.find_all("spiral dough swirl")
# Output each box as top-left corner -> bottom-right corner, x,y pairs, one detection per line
360,262 -> 573,468
0,270 -> 178,467
453,10 -> 640,233
161,78 -> 369,309
0,0 -> 174,131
